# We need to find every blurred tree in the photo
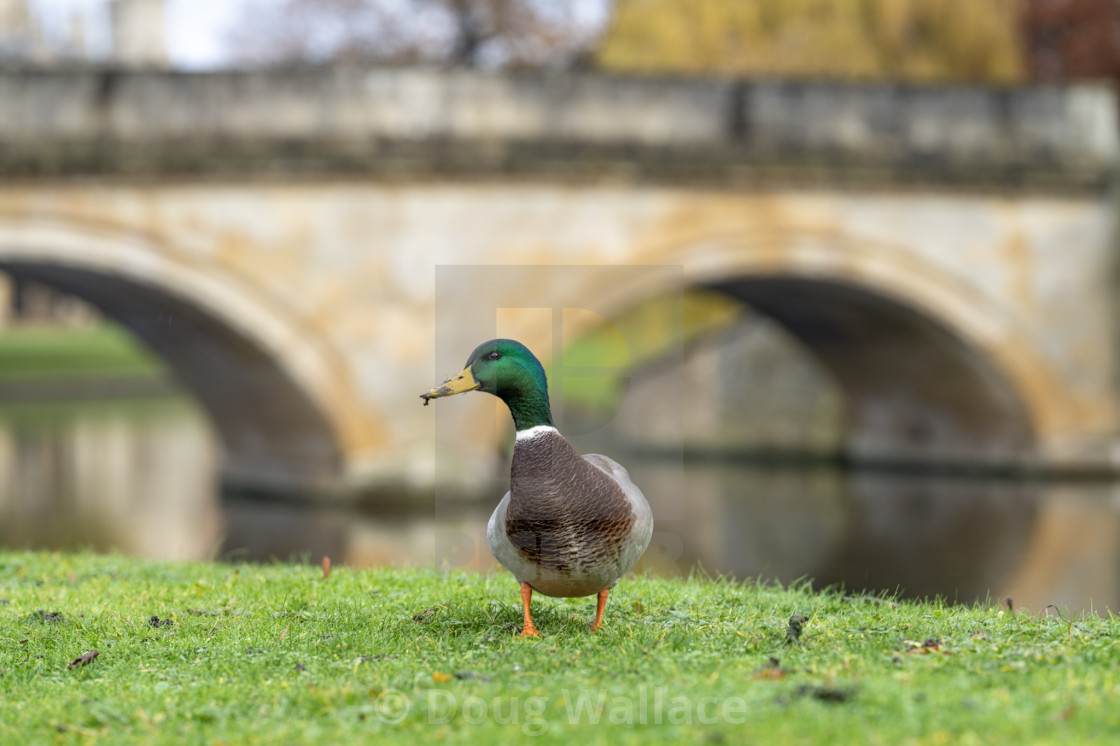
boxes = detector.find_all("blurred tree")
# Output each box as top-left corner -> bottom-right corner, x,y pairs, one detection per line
1023,0 -> 1120,82
225,0 -> 602,69
596,0 -> 1025,83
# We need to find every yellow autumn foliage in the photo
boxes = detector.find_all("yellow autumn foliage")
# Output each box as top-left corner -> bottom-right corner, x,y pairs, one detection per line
596,0 -> 1025,83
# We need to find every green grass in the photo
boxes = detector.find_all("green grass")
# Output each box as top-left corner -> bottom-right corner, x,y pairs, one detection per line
0,326 -> 164,381
2,551 -> 1119,745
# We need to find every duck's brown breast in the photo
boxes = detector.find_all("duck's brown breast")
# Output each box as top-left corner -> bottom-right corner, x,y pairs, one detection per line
505,430 -> 635,575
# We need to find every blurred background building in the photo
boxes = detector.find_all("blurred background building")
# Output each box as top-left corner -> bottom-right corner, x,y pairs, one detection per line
0,0 -> 167,66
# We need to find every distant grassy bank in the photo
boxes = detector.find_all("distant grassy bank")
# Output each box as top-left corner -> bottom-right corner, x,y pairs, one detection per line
1,551 -> 1118,745
0,326 -> 171,402
0,325 -> 163,381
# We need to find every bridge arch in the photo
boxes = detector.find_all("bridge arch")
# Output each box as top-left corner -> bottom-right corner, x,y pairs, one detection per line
695,275 -> 1033,462
0,220 -> 382,490
580,231 -> 1067,464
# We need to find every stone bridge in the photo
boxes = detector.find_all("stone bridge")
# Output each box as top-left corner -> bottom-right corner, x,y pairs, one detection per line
0,67 -> 1117,492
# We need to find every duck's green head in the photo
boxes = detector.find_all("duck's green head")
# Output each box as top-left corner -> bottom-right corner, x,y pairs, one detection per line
421,338 -> 553,430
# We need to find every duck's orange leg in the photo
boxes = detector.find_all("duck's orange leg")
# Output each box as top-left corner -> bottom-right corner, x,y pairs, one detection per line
589,588 -> 609,632
519,582 -> 539,637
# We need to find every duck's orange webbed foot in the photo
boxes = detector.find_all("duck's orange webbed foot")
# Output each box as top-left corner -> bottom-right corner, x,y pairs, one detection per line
589,588 -> 609,632
519,582 -> 540,637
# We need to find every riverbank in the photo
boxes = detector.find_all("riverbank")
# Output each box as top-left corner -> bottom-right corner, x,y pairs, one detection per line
1,551 -> 1117,744
0,325 -> 169,400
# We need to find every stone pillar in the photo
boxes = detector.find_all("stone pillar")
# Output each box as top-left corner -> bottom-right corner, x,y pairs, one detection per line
111,0 -> 167,67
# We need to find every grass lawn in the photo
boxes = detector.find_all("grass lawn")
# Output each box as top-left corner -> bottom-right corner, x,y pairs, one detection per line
1,551 -> 1118,745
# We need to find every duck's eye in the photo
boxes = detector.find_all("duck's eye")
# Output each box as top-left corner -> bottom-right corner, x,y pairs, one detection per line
488,351 -> 501,361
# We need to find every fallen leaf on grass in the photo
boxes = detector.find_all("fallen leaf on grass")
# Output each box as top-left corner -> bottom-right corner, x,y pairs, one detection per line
454,671 -> 493,682
751,657 -> 786,681
797,684 -> 854,704
752,668 -> 786,681
412,608 -> 437,624
432,672 -> 452,683
30,610 -> 64,624
68,650 -> 99,670
903,638 -> 951,655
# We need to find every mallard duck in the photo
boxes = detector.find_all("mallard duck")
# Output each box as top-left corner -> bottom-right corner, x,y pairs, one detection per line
422,339 -> 653,637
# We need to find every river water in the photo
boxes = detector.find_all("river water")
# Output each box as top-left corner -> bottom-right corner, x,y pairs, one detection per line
2,394 -> 1118,615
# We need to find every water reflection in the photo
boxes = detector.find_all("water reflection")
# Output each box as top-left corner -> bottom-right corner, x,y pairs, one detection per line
0,397 -> 221,560
783,472 -> 1038,603
2,395 -> 1120,615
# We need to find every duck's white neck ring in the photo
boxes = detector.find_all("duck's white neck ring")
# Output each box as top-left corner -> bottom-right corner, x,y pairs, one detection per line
516,425 -> 559,441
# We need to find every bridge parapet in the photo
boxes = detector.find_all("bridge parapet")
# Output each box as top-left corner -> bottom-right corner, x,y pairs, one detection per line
1,67 -> 1115,188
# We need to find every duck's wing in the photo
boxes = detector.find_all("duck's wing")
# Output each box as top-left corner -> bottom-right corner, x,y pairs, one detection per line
582,454 -> 644,503
486,489 -> 514,569
581,453 -> 653,551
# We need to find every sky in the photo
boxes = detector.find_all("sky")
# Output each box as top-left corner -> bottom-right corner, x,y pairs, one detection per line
26,0 -> 612,69
164,0 -> 244,68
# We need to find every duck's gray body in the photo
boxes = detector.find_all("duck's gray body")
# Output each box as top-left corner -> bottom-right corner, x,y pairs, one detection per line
486,426 -> 653,598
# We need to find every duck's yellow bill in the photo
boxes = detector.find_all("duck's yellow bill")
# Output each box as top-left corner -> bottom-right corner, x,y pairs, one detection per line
420,367 -> 480,405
